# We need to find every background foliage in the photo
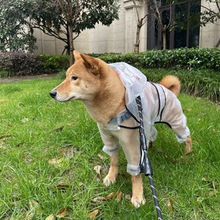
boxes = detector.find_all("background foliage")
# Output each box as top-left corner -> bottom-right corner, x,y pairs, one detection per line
99,48 -> 220,70
0,48 -> 219,101
0,52 -> 42,77
0,0 -> 36,52
0,0 -> 119,65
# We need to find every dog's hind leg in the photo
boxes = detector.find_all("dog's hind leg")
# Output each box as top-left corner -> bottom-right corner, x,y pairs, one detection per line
185,135 -> 192,155
131,174 -> 146,208
103,153 -> 119,186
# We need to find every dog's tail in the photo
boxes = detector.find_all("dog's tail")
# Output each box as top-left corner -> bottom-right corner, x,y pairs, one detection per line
160,75 -> 181,96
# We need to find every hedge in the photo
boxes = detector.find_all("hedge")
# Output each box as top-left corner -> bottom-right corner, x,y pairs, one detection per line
1,48 -> 219,77
0,52 -> 43,77
99,48 -> 220,71
139,68 -> 220,102
39,54 -> 69,74
0,49 -> 219,101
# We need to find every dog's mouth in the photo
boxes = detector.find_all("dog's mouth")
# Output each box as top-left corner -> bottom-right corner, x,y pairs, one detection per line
56,95 -> 76,102
50,90 -> 76,102
67,96 -> 76,101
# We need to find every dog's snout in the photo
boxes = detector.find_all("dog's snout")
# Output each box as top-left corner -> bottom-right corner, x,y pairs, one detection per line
49,90 -> 57,99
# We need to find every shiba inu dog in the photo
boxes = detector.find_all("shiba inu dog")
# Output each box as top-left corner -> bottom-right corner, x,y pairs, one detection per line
50,51 -> 192,208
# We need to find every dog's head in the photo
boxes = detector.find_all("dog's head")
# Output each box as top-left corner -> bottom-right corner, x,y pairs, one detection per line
50,51 -> 103,102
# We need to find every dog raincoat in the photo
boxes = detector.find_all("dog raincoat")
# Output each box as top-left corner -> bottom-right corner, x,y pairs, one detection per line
99,62 -> 190,176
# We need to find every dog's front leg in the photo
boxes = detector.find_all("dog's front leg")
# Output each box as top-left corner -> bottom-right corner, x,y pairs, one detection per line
103,153 -> 118,186
131,173 -> 146,208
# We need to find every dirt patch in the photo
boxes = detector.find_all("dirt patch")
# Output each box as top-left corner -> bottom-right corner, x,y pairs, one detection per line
0,74 -> 57,84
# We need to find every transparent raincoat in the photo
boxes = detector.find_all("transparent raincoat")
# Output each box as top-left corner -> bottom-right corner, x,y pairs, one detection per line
99,62 -> 190,175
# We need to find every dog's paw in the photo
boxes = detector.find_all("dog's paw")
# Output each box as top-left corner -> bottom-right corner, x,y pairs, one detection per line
103,174 -> 116,186
131,196 -> 146,208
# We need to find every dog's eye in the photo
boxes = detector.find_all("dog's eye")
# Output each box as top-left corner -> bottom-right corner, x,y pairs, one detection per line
71,76 -> 78,81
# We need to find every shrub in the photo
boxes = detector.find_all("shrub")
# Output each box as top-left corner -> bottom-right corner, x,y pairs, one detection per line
39,54 -> 69,73
0,52 -> 43,77
1,48 -> 219,77
99,48 -> 220,71
140,68 -> 220,102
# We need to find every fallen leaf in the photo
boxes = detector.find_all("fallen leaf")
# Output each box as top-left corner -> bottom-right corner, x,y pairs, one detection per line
60,145 -> 77,159
167,199 -> 174,211
29,200 -> 42,215
106,192 -> 116,200
196,197 -> 204,203
50,126 -> 64,134
22,118 -> 29,123
202,177 -> 207,182
92,196 -> 106,203
212,128 -> 216,133
209,190 -> 218,196
98,153 -> 104,160
79,182 -> 83,187
164,154 -> 169,159
94,165 -> 101,174
56,207 -> 71,218
185,108 -> 192,112
125,194 -> 131,200
18,102 -> 25,107
94,165 -> 102,180
117,192 -> 123,202
0,99 -> 7,104
56,184 -> 70,191
0,142 -> 6,150
45,214 -> 56,220
48,158 -> 63,168
88,210 -> 99,219
25,200 -> 42,220
0,135 -> 12,139
155,148 -> 163,153
25,211 -> 35,220
181,156 -> 189,163
171,158 -> 177,163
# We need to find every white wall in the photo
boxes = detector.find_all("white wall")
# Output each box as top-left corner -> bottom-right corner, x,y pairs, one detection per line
34,0 -> 148,54
199,0 -> 220,48
33,0 -> 220,55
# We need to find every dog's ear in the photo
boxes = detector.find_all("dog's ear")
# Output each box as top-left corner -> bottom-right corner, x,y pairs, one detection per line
73,50 -> 82,61
80,53 -> 100,77
73,50 -> 101,77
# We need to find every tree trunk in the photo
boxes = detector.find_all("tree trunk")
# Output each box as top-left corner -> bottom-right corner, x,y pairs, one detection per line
162,26 -> 167,50
134,23 -> 141,54
216,38 -> 220,47
68,24 -> 74,66
162,30 -> 166,50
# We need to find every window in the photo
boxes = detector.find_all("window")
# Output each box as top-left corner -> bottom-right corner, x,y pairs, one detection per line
147,0 -> 201,50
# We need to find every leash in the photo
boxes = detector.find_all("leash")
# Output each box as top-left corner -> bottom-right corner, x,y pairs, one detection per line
135,96 -> 163,220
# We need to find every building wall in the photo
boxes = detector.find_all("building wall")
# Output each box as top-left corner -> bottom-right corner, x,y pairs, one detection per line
33,0 -> 219,55
34,28 -> 66,55
199,0 -> 220,48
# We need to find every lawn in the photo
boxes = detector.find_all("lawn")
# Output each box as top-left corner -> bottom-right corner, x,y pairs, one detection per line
0,76 -> 219,219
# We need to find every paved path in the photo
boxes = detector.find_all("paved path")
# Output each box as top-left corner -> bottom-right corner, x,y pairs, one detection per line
0,74 -> 57,84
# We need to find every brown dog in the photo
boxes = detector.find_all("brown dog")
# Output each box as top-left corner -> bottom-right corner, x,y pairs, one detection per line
50,51 -> 192,208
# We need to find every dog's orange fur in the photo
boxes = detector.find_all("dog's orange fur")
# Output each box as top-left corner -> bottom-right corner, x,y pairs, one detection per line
54,51 -> 125,123
160,75 -> 181,96
51,51 -> 192,208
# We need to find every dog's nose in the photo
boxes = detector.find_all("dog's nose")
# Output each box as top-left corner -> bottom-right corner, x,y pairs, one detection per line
49,90 -> 57,99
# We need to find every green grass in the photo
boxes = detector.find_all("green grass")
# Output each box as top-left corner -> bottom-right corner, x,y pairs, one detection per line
0,77 -> 219,220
